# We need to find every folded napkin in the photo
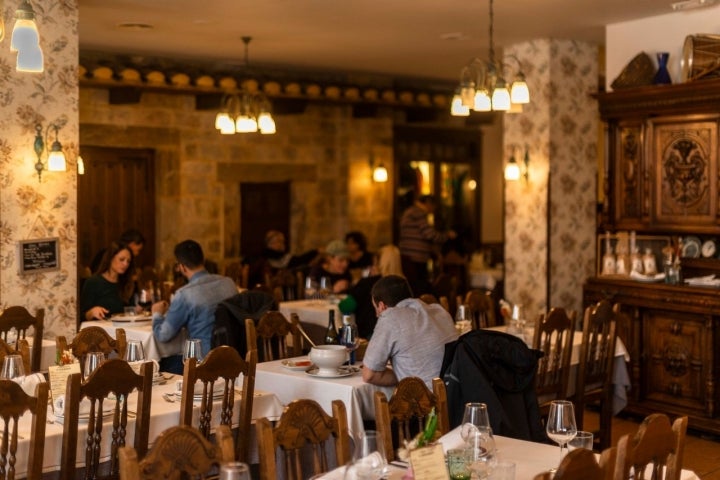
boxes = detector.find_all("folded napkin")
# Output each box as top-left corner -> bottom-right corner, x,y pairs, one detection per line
684,274 -> 720,286
13,373 -> 45,397
175,378 -> 225,397
53,395 -> 115,417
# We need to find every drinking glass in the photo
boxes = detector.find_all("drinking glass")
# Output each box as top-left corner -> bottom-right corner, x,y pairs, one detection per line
447,448 -> 471,480
546,400 -> 577,468
460,402 -> 492,444
467,430 -> 497,480
83,351 -> 105,378
183,338 -> 203,364
349,430 -> 387,480
1,354 -> 25,380
304,277 -> 318,301
219,461 -> 251,480
455,304 -> 472,334
138,284 -> 154,311
125,340 -> 146,363
567,430 -> 593,451
319,276 -> 331,299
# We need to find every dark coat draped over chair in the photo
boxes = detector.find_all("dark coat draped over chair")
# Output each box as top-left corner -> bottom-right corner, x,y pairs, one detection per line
212,290 -> 277,356
440,329 -> 547,443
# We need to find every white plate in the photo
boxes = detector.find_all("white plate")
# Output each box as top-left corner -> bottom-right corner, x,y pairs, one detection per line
702,240 -> 717,258
281,359 -> 313,371
305,365 -> 359,378
111,314 -> 152,323
682,236 -> 701,259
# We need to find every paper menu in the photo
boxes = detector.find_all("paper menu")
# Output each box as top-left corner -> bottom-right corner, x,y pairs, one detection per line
409,443 -> 450,480
48,363 -> 80,409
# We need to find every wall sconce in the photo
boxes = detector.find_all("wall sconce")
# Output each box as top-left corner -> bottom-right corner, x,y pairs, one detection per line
369,153 -> 388,183
11,0 -> 43,73
33,123 -> 66,181
77,154 -> 85,175
504,145 -> 530,183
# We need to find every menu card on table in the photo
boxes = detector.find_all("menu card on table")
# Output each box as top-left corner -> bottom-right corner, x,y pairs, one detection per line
48,363 -> 81,406
409,443 -> 450,480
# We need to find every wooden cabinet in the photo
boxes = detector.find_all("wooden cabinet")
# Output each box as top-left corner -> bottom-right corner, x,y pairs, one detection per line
584,277 -> 720,433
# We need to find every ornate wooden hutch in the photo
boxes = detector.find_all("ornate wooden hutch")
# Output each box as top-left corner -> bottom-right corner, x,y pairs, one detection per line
586,78 -> 720,434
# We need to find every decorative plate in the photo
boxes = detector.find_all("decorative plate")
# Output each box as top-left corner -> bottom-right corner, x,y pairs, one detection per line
702,240 -> 717,258
682,236 -> 701,259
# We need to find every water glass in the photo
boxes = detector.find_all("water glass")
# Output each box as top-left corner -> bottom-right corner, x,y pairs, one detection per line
352,430 -> 387,480
460,402 -> 492,444
219,461 -> 251,480
567,430 -> 593,451
447,448 -> 471,480
83,351 -> 105,378
1,354 -> 25,380
492,461 -> 516,480
183,338 -> 203,363
125,340 -> 145,362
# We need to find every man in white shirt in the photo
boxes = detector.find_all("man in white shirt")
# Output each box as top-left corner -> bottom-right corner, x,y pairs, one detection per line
361,275 -> 458,388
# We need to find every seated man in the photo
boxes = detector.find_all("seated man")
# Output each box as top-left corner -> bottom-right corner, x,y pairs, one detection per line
151,239 -> 238,374
361,275 -> 458,387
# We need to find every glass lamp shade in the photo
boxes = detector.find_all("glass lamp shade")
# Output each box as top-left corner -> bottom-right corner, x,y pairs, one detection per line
235,115 -> 258,133
215,112 -> 232,130
372,165 -> 388,183
16,45 -> 43,73
473,90 -> 492,112
77,155 -> 85,175
492,85 -> 511,111
510,80 -> 530,104
450,93 -> 470,116
47,147 -> 66,172
10,18 -> 38,52
504,160 -> 520,181
258,112 -> 276,134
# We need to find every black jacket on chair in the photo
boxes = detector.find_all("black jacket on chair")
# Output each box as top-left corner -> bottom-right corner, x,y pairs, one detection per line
440,329 -> 548,443
212,290 -> 277,356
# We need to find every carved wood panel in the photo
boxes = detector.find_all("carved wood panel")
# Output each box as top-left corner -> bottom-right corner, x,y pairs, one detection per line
650,116 -> 719,227
644,310 -> 707,413
613,122 -> 646,227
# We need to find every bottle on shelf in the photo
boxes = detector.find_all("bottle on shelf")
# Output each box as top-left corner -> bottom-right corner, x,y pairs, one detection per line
324,310 -> 339,345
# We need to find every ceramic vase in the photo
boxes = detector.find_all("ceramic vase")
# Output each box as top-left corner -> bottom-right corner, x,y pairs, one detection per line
653,52 -> 672,84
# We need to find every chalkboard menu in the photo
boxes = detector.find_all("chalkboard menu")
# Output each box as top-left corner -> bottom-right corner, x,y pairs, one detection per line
19,237 -> 60,274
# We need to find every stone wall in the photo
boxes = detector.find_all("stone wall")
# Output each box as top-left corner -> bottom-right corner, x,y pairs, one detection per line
79,88 -> 395,269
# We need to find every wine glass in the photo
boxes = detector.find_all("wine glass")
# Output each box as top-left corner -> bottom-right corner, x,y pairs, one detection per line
304,277 -> 318,302
83,351 -> 105,378
183,338 -> 203,364
460,402 -> 492,445
546,400 -> 577,469
319,276 -> 331,300
125,340 -> 145,363
1,354 -> 25,380
138,283 -> 154,312
347,430 -> 387,480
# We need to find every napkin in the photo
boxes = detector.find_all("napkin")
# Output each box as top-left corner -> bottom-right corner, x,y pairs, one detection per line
684,274 -> 720,286
13,373 -> 45,397
175,378 -> 225,397
54,395 -> 92,416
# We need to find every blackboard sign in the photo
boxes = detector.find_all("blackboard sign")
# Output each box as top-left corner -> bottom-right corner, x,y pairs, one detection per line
19,237 -> 60,274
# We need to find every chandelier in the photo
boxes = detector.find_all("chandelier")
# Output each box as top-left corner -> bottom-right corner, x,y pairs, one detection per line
214,37 -> 276,135
450,0 -> 530,115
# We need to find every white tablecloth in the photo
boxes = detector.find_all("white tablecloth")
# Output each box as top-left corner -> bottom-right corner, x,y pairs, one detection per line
11,373 -> 284,477
255,357 -> 392,440
279,300 -> 341,347
83,320 -> 185,361
438,426 -> 699,479
28,336 -> 57,372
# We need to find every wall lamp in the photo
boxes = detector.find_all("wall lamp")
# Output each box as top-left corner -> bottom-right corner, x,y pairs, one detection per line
33,123 -> 66,181
10,0 -> 43,73
370,153 -> 388,183
505,145 -> 530,183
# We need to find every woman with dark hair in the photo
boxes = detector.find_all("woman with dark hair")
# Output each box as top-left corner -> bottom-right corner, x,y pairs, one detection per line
80,241 -> 136,321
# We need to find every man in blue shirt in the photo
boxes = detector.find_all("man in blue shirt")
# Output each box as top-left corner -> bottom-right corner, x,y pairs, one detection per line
151,239 -> 238,373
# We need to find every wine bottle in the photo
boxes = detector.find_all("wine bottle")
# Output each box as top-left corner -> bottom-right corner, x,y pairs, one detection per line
324,310 -> 339,345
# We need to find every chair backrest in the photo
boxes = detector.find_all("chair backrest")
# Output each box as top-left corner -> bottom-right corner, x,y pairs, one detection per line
0,379 -> 49,480
0,337 -> 31,374
180,346 -> 257,462
118,425 -> 235,480
614,414 -> 688,480
532,307 -> 577,403
57,326 -> 128,373
432,273 -> 458,315
0,306 -> 44,372
463,289 -> 497,329
534,447 -> 616,480
256,399 -> 351,480
60,358 -> 153,480
374,377 -> 449,462
265,269 -> 303,301
246,311 -> 301,362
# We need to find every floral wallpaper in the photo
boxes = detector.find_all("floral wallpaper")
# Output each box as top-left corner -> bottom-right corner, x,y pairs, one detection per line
0,1 -> 79,339
504,40 -> 598,318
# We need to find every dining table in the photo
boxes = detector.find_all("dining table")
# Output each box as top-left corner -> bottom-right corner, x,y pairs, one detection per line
83,316 -> 185,361
10,370 -> 284,478
27,336 -> 57,372
254,356 -> 393,441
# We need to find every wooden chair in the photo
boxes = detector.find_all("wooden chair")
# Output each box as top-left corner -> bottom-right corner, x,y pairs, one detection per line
0,337 -> 31,374
374,377 -> 449,462
533,447 -> 616,480
256,399 -> 351,480
60,358 -> 153,480
0,378 -> 49,480
180,345 -> 257,462
246,311 -> 302,362
532,307 -> 577,415
57,326 -> 128,376
118,425 -> 235,480
572,299 -> 618,450
225,261 -> 249,289
432,273 -> 459,315
463,289 -> 497,329
614,414 -> 688,480
0,306 -> 44,372
265,269 -> 303,301
418,293 -> 439,305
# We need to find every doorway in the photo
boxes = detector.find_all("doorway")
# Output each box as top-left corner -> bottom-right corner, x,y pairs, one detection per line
240,182 -> 291,257
77,146 -> 156,276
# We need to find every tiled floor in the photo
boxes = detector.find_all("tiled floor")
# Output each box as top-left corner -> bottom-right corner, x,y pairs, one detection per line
583,409 -> 720,479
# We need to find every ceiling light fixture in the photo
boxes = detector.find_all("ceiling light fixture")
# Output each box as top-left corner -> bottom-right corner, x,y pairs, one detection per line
671,0 -> 718,10
11,0 -> 43,73
451,0 -> 530,115
214,36 -> 276,135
